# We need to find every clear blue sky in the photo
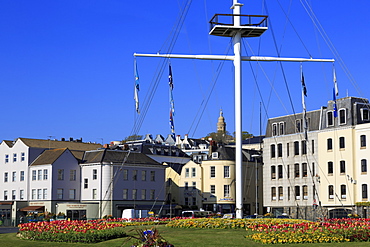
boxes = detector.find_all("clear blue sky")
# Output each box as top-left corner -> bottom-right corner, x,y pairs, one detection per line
0,0 -> 369,144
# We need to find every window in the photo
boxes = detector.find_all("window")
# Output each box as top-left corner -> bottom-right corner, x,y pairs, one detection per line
341,185 -> 346,199
12,190 -> 16,200
37,189 -> 42,199
287,187 -> 291,200
277,144 -> 282,157
57,189 -> 63,199
210,166 -> 215,178
272,123 -> 277,136
361,108 -> 369,121
271,166 -> 276,179
294,141 -> 299,155
271,187 -> 276,200
294,163 -> 300,178
141,170 -> 146,181
210,185 -> 216,194
69,170 -> 76,181
43,189 -> 47,199
37,170 -> 42,180
5,154 -> 9,163
4,191 -> 8,200
192,181 -> 196,189
93,169 -> 97,180
301,140 -> 307,155
362,184 -> 368,199
340,160 -> 346,174
278,165 -> 283,179
328,161 -> 334,175
224,185 -> 230,197
13,153 -> 17,162
224,166 -> 230,178
361,159 -> 367,173
339,137 -> 345,149
20,171 -> 24,181
191,168 -> 196,177
123,169 -> 128,180
4,172 -> 8,182
279,122 -> 285,135
69,189 -> 76,200
327,138 -> 333,150
295,186 -> 300,199
361,135 -> 366,148
133,170 -> 137,181
92,189 -> 97,199
43,169 -> 48,180
278,187 -> 283,200
123,189 -> 128,199
287,165 -> 290,178
302,163 -> 307,177
312,140 -> 315,154
84,178 -> 88,189
185,182 -> 188,190
192,197 -> 196,206
150,171 -> 155,181
58,169 -> 64,180
12,171 -> 16,182
286,143 -> 290,157
312,162 -> 315,176
20,190 -> 24,200
185,197 -> 189,205
185,168 -> 189,178
327,111 -> 334,126
339,109 -> 346,124
21,152 -> 25,162
31,189 -> 36,200
270,144 -> 276,158
302,185 -> 308,200
132,189 -> 137,199
296,119 -> 302,132
150,189 -> 155,200
328,185 -> 334,199
141,189 -> 146,200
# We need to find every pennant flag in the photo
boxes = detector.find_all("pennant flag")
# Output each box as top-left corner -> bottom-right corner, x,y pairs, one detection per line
301,65 -> 308,140
169,64 -> 175,115
333,88 -> 338,118
333,66 -> 339,96
169,109 -> 175,139
134,59 -> 140,114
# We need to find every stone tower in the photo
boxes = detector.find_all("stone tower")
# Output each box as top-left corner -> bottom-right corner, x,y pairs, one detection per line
217,109 -> 226,133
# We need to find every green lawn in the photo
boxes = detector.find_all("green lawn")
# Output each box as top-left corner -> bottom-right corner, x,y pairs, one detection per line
3,225 -> 370,246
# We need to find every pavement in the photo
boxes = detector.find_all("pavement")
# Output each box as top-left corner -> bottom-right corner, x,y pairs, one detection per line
0,227 -> 19,234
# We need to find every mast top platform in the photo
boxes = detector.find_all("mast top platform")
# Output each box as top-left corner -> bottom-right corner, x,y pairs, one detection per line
209,14 -> 268,37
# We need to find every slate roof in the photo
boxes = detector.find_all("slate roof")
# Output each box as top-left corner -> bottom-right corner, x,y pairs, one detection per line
17,138 -> 102,151
83,149 -> 161,166
212,145 -> 259,162
30,148 -> 72,166
2,140 -> 14,147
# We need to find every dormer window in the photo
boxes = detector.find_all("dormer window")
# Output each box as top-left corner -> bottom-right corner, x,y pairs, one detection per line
212,152 -> 219,159
279,122 -> 285,135
361,108 -> 369,121
339,109 -> 346,125
272,123 -> 277,136
327,111 -> 334,126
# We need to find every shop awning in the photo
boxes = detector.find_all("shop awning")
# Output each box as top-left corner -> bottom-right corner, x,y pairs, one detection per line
20,206 -> 45,212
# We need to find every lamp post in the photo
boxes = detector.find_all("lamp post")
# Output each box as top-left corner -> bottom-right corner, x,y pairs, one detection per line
251,154 -> 261,216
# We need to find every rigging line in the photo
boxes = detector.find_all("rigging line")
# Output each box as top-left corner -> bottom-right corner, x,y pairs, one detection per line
275,0 -> 312,58
188,41 -> 233,137
131,0 -> 192,137
299,0 -> 362,98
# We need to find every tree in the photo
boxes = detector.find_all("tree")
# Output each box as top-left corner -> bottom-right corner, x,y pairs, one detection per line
122,134 -> 143,143
204,131 -> 233,143
233,131 -> 253,140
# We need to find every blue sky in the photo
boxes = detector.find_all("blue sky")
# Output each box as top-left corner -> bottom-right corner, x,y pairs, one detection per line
0,0 -> 369,144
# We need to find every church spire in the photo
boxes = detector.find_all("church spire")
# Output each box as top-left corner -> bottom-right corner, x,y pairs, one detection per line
217,109 -> 226,133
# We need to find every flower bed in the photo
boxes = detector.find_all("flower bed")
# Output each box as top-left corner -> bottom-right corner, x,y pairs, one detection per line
246,218 -> 370,244
17,217 -> 174,243
18,220 -> 126,243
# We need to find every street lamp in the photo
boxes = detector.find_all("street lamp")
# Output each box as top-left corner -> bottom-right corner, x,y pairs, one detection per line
251,154 -> 261,216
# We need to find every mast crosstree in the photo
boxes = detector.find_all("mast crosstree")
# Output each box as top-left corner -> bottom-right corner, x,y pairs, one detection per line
134,0 -> 334,219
